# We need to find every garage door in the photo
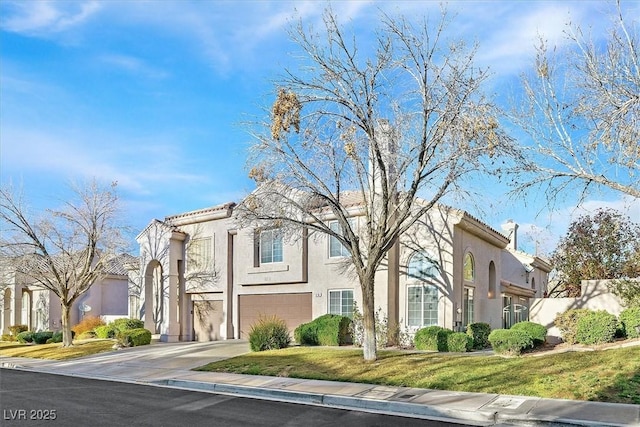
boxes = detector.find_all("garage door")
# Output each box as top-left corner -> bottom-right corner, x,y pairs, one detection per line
238,293 -> 312,339
193,300 -> 224,342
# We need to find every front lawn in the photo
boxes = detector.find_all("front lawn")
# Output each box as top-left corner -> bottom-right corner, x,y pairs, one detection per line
0,340 -> 115,360
195,346 -> 640,404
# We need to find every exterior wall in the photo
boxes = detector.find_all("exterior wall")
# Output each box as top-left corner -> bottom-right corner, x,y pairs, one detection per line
530,279 -> 626,342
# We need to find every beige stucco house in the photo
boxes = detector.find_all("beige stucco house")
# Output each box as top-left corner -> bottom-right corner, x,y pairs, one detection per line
134,199 -> 551,342
1,255 -> 133,333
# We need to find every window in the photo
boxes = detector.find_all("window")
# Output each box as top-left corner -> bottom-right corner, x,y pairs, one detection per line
463,287 -> 474,327
329,289 -> 354,317
407,252 -> 438,279
260,229 -> 283,264
329,220 -> 351,258
463,252 -> 475,282
502,295 -> 529,329
407,284 -> 439,327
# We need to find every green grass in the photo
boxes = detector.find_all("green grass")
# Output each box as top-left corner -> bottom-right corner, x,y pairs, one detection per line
195,346 -> 640,404
0,339 -> 115,360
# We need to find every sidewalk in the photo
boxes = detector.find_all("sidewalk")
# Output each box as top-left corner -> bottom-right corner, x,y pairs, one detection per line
1,341 -> 638,426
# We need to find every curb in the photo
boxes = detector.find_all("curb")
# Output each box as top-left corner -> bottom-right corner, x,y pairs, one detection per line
157,379 -> 499,425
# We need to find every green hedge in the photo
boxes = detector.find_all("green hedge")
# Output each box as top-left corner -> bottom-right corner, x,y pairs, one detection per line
447,332 -> 473,352
249,315 -> 291,352
576,310 -> 617,345
33,331 -> 54,344
414,326 -> 453,351
119,328 -> 152,346
488,329 -> 533,356
511,321 -> 547,346
16,331 -> 34,343
619,307 -> 640,339
112,318 -> 145,332
467,322 -> 491,349
95,325 -> 118,339
294,314 -> 351,346
554,309 -> 591,344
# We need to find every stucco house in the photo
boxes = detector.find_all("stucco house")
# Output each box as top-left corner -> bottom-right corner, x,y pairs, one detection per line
0,254 -> 134,333
134,198 -> 551,342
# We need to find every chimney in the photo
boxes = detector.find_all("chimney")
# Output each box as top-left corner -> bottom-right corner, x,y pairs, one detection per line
368,119 -> 398,197
501,219 -> 518,251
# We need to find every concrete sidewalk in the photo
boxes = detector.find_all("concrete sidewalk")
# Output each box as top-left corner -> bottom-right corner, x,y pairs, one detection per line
1,341 -> 638,426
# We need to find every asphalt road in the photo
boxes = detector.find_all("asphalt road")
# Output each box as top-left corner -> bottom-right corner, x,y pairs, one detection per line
0,369 -> 468,427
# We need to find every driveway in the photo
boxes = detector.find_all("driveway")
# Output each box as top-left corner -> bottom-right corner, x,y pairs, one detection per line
1,339 -> 251,383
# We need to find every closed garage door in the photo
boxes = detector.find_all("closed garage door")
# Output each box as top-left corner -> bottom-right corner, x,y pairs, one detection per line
193,300 -> 223,342
238,293 -> 312,339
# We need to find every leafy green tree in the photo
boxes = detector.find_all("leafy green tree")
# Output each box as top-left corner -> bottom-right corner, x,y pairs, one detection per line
550,209 -> 640,297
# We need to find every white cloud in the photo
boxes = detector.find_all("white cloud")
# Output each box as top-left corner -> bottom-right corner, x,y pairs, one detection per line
1,0 -> 101,35
98,54 -> 169,79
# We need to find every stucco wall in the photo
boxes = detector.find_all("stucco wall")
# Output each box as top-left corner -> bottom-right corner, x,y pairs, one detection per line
529,279 -> 625,342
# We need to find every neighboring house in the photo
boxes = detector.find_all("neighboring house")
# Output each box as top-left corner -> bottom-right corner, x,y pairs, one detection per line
0,254 -> 134,333
135,198 -> 551,342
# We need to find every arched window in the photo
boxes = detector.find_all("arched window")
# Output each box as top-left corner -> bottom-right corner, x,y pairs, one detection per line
408,252 -> 438,280
463,252 -> 475,282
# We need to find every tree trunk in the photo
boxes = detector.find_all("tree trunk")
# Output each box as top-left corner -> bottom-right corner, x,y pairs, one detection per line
361,277 -> 377,361
61,303 -> 73,347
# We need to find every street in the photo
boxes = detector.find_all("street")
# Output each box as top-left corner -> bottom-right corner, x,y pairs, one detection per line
0,369 -> 468,426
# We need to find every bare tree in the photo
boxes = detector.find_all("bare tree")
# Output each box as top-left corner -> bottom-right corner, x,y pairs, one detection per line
510,1 -> 639,200
238,8 -> 515,361
0,181 -> 128,346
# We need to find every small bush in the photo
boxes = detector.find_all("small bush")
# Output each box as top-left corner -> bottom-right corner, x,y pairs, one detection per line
576,310 -> 617,345
94,325 -> 118,339
511,321 -> 547,347
488,329 -> 534,356
16,331 -> 34,343
294,314 -> 351,346
119,328 -> 152,347
447,332 -> 473,352
414,326 -> 453,351
33,331 -> 54,345
9,325 -> 28,336
467,322 -> 491,349
555,309 -> 591,344
1,334 -> 16,342
50,331 -> 63,343
619,307 -> 640,339
72,315 -> 106,336
248,315 -> 291,352
112,318 -> 145,332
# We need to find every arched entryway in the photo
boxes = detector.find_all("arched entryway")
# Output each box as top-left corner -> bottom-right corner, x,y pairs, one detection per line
143,260 -> 166,334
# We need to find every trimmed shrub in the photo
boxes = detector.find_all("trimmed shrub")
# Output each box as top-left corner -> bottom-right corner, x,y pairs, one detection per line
1,334 -> 16,342
112,318 -> 145,332
576,310 -> 617,345
50,331 -> 63,343
619,307 -> 640,339
554,309 -> 591,344
511,321 -> 547,347
488,329 -> 534,356
9,325 -> 28,336
467,322 -> 491,349
294,314 -> 351,346
248,315 -> 291,352
77,331 -> 97,340
94,325 -> 118,339
33,331 -> 54,344
414,326 -> 453,351
16,331 -> 35,343
72,315 -> 105,336
119,328 -> 152,347
447,332 -> 473,352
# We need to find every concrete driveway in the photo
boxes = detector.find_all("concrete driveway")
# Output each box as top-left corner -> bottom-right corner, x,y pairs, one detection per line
0,339 -> 251,383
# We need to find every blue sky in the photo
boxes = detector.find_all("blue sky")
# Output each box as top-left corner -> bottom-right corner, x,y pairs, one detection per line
1,0 -> 638,255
